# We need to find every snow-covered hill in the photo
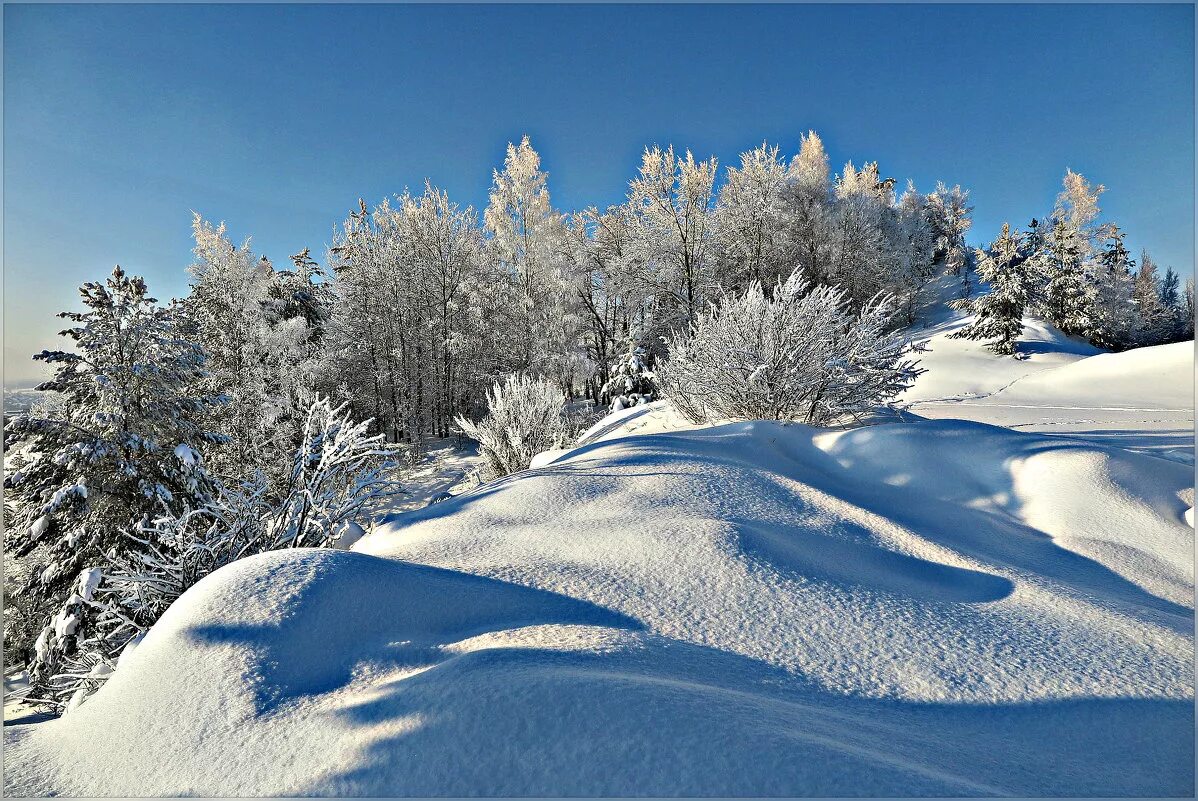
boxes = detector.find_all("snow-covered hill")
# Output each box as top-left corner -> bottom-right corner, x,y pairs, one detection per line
904,317 -> 1194,461
6,415 -> 1192,796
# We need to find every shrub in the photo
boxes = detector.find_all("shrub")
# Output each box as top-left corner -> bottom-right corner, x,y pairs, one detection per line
456,374 -> 568,479
657,274 -> 923,426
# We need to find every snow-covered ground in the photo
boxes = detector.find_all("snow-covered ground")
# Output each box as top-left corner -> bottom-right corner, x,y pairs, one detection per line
904,317 -> 1194,462
4,316 -> 1193,797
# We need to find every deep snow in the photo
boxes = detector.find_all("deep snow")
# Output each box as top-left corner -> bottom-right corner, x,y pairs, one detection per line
904,317 -> 1194,461
5,414 -> 1192,796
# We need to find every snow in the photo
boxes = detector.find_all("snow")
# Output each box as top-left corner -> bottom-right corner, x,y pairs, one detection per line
906,318 -> 1194,461
76,567 -> 102,602
902,315 -> 1101,405
173,442 -> 200,467
5,411 -> 1192,795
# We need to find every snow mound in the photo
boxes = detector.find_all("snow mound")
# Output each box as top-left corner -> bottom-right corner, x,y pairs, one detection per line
6,420 -> 1192,796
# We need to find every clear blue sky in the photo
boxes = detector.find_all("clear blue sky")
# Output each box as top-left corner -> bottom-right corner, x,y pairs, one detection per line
4,3 -> 1194,383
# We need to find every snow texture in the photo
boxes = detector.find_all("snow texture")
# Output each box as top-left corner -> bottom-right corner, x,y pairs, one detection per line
5,410 -> 1192,796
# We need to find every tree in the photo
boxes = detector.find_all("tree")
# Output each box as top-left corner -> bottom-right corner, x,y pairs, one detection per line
3,266 -> 224,695
1037,217 -> 1091,337
1184,277 -> 1195,340
1157,266 -> 1184,342
951,223 -> 1029,355
828,161 -> 899,310
600,341 -> 657,412
715,142 -> 794,294
186,215 -> 328,487
657,274 -> 922,426
895,182 -> 939,323
624,145 -> 720,331
484,136 -> 580,389
787,131 -> 835,286
1132,250 -> 1170,345
1054,169 -> 1108,257
926,182 -> 974,299
1087,228 -> 1137,350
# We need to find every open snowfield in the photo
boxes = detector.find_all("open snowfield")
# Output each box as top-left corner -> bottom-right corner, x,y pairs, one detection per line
904,316 -> 1194,462
4,315 -> 1193,797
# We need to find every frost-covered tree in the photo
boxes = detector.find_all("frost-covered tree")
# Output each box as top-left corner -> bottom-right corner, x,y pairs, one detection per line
1054,169 -> 1109,257
328,188 -> 493,453
894,182 -> 940,323
3,266 -> 224,693
926,182 -> 974,300
600,342 -> 657,412
484,136 -> 582,389
456,373 -> 569,480
657,274 -> 922,425
624,145 -> 720,330
951,223 -> 1029,355
787,131 -> 835,286
1087,228 -> 1137,350
715,142 -> 795,294
32,397 -> 401,712
186,215 -> 329,487
828,161 -> 901,310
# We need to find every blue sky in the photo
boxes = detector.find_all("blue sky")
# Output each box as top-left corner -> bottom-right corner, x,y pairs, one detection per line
4,3 -> 1194,383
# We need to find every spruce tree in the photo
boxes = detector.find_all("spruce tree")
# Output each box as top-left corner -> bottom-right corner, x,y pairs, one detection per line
1087,228 -> 1137,350
950,223 -> 1028,355
3,266 -> 224,686
1160,266 -> 1183,342
601,342 -> 658,411
1037,217 -> 1091,336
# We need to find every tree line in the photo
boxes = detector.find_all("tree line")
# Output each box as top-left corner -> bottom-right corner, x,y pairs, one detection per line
4,131 -> 1191,712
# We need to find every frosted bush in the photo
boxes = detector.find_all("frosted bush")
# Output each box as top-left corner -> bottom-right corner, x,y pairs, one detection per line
26,397 -> 402,712
456,374 -> 568,479
657,274 -> 923,426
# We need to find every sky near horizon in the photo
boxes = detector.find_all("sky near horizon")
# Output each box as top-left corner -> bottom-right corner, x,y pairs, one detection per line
4,3 -> 1194,384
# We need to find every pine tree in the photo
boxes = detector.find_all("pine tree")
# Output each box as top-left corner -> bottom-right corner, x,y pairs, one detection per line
1132,250 -> 1170,345
1087,228 -> 1137,350
950,224 -> 1028,355
1037,217 -> 1091,336
3,266 -> 223,691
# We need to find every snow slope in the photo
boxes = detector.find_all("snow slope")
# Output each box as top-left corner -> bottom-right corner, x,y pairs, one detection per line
905,319 -> 1194,460
901,315 -> 1102,404
6,418 -> 1192,796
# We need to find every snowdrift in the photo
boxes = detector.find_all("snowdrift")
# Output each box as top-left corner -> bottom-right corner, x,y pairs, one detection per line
972,339 -> 1193,412
5,419 -> 1193,796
